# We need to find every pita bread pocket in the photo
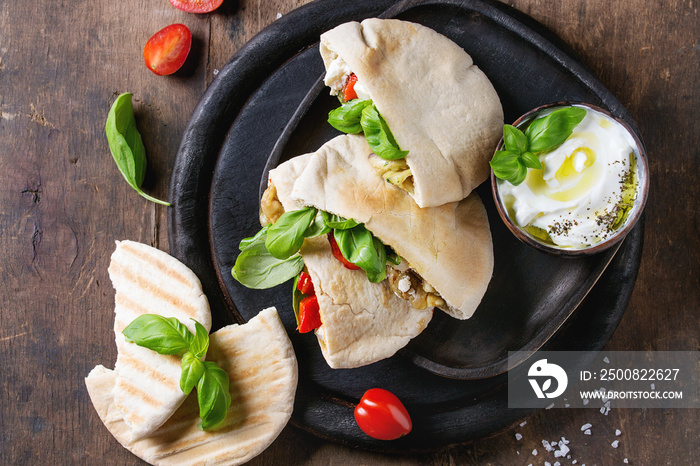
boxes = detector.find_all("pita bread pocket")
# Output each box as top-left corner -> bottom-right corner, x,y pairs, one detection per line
107,240 -> 212,440
269,134 -> 494,321
320,18 -> 504,208
86,307 -> 298,465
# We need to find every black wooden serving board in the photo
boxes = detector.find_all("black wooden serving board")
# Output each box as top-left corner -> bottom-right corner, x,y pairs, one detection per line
168,0 -> 644,451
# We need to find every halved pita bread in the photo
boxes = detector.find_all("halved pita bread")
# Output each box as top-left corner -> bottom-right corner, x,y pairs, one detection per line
107,240 -> 212,440
270,134 -> 493,321
86,307 -> 297,465
320,18 -> 503,207
270,149 -> 433,369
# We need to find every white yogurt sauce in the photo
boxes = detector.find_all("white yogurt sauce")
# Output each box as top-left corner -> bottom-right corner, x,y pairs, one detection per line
498,106 -> 639,248
324,54 -> 371,100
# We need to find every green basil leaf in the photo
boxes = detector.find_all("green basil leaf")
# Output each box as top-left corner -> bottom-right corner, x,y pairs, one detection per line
328,99 -> 373,134
321,211 -> 359,230
305,210 -> 331,238
509,159 -> 528,186
292,273 -> 303,326
239,225 -> 269,251
105,93 -> 170,206
197,361 -> 232,430
503,124 -> 528,154
334,225 -> 387,283
386,246 -> 402,266
360,104 -> 409,160
122,314 -> 192,355
521,151 -> 542,170
180,352 -> 205,395
189,320 -> 210,359
525,107 -> 586,153
265,207 -> 316,260
232,241 -> 304,289
490,150 -> 522,180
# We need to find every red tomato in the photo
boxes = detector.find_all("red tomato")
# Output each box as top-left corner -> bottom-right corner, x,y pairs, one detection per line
170,0 -> 224,13
297,271 -> 314,296
144,24 -> 192,76
297,295 -> 322,333
343,73 -> 359,102
327,233 -> 361,270
354,388 -> 412,440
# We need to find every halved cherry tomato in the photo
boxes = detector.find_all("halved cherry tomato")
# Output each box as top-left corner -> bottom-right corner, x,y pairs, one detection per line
297,271 -> 315,296
144,24 -> 192,76
170,0 -> 224,13
327,232 -> 361,270
298,295 -> 322,333
343,73 -> 359,102
354,388 -> 412,440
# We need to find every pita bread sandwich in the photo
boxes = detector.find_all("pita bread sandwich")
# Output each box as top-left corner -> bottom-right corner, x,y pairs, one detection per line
320,18 -> 504,208
233,134 -> 493,368
107,240 -> 212,440
86,307 -> 298,465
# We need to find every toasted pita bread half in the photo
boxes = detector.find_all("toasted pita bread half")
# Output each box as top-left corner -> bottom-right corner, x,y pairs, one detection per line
107,240 -> 212,440
320,18 -> 504,208
86,307 -> 297,466
301,236 -> 433,369
268,151 -> 433,369
269,134 -> 493,321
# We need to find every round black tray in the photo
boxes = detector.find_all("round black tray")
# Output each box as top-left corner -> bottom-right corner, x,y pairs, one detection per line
168,0 -> 643,451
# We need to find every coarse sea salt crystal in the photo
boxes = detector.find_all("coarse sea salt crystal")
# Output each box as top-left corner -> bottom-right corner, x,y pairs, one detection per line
532,449 -> 538,456
624,458 -> 629,463
546,403 -> 555,409
612,440 -> 620,448
545,462 -> 551,466
584,429 -> 592,435
555,444 -> 570,458
603,356 -> 610,363
520,421 -> 527,427
516,433 -> 523,441
651,383 -> 656,390
581,423 -> 592,431
616,429 -> 622,436
542,440 -> 553,452
572,461 -> 577,465
276,12 -> 282,19
583,399 -> 589,406
554,462 -> 561,466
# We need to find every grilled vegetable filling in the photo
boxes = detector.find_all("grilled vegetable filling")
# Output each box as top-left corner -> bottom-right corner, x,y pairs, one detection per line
260,184 -> 444,311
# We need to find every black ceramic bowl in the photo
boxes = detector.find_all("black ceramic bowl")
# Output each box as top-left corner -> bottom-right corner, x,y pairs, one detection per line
490,102 -> 649,257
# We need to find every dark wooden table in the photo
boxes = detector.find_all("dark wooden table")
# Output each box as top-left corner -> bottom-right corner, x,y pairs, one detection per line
1,0 -> 697,464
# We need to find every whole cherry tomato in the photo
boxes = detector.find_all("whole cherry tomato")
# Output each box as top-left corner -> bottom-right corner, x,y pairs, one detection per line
170,0 -> 224,13
327,232 -> 361,270
354,388 -> 412,440
143,24 -> 192,76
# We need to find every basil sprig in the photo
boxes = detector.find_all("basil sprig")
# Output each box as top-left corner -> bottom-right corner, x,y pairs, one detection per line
122,315 -> 231,431
105,93 -> 170,205
490,107 -> 586,185
328,99 -> 408,160
232,207 -> 395,288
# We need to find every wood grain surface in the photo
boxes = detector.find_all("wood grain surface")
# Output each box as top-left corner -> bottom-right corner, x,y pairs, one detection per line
0,0 -> 697,465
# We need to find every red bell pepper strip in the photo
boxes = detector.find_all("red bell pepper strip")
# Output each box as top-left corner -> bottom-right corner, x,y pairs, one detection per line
343,73 -> 359,102
297,271 -> 315,295
298,295 -> 322,333
328,232 -> 361,270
